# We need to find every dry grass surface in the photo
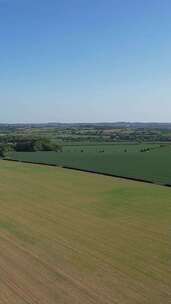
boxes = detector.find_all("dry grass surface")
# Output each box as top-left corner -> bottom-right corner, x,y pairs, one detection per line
0,160 -> 170,303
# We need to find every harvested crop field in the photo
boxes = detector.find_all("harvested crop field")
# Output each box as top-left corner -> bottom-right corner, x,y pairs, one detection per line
0,160 -> 170,303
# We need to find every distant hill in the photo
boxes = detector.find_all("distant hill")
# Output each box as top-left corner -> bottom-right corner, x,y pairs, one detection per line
1,122 -> 171,129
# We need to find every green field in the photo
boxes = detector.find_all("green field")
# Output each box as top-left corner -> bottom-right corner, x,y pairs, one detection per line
9,143 -> 171,185
0,160 -> 170,303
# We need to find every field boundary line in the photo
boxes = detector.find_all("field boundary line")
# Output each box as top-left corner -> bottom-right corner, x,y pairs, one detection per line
3,158 -> 171,188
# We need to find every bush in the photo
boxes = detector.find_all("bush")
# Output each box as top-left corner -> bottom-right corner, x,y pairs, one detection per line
0,144 -> 14,157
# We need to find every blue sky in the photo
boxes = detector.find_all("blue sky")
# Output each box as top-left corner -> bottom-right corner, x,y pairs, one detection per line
0,0 -> 171,123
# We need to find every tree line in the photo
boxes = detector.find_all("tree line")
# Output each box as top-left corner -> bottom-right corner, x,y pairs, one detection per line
0,137 -> 62,157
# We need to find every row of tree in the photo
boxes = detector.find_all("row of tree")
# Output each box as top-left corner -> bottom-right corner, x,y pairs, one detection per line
0,138 -> 62,157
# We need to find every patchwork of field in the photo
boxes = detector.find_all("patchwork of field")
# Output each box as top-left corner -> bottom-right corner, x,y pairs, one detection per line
10,143 -> 171,185
0,160 -> 170,303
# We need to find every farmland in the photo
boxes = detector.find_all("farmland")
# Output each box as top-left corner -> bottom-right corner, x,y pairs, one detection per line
0,160 -> 170,303
1,122 -> 171,144
9,143 -> 171,185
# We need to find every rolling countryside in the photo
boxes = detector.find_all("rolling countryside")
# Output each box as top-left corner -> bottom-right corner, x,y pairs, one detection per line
1,1 -> 171,303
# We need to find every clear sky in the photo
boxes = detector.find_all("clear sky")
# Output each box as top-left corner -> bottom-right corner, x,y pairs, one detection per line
0,0 -> 171,123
